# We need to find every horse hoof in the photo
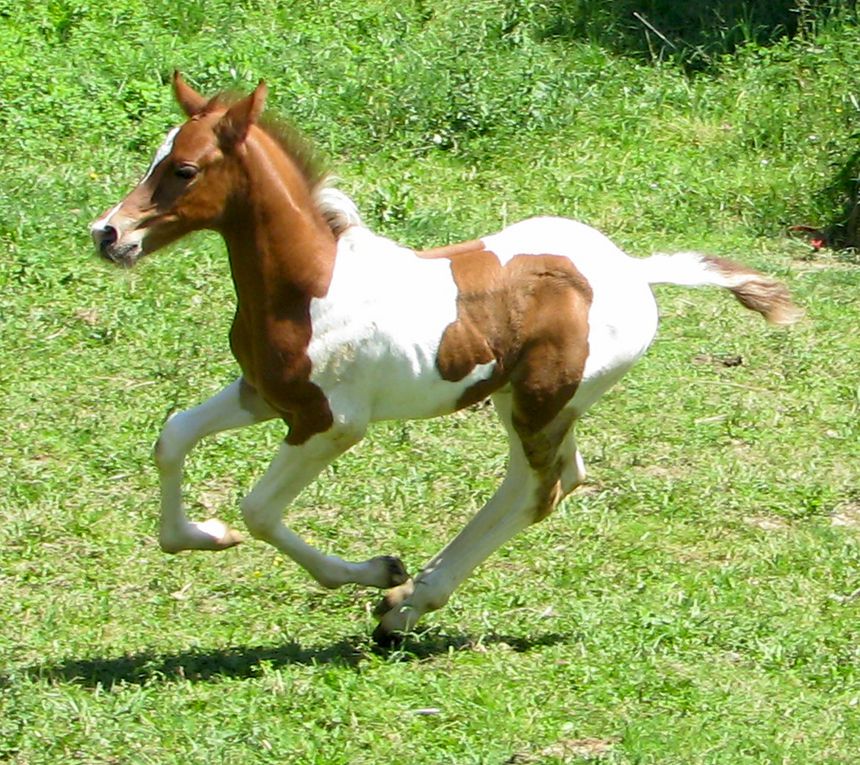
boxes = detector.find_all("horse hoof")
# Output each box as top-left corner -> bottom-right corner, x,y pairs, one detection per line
197,518 -> 243,549
372,578 -> 415,618
215,527 -> 243,549
371,622 -> 404,648
159,519 -> 243,553
372,593 -> 396,619
376,555 -> 409,587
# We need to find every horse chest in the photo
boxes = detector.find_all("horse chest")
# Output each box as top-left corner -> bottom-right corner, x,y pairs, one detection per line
229,310 -> 335,443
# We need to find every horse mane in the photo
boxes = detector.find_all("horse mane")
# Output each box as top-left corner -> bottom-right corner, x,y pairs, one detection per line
202,93 -> 325,189
201,92 -> 362,237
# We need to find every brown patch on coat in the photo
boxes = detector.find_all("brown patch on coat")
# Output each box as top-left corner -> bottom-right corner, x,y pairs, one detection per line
219,125 -> 337,445
227,270 -> 334,445
436,247 -> 593,454
154,89 -> 337,443
96,76 -> 338,446
519,412 -> 577,522
433,246 -> 593,523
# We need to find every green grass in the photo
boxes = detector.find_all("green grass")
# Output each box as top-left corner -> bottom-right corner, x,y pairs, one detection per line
3,1 -> 860,763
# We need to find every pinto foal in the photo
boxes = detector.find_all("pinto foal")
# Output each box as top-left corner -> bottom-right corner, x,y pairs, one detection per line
91,75 -> 801,643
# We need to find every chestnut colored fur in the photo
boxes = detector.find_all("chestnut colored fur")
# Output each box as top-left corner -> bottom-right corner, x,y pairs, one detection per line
437,250 -> 593,438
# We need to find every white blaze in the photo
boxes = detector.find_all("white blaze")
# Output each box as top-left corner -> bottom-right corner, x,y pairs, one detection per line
91,201 -> 123,235
141,126 -> 181,182
91,127 -> 181,237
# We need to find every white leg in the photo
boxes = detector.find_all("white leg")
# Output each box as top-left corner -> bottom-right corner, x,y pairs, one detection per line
375,439 -> 538,640
374,392 -> 569,642
240,425 -> 409,590
558,428 -> 586,496
155,378 -> 276,552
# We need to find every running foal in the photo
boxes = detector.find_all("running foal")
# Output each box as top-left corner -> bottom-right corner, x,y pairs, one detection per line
91,75 -> 801,643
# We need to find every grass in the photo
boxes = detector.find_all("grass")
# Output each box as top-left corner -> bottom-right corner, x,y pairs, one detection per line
3,1 -> 860,763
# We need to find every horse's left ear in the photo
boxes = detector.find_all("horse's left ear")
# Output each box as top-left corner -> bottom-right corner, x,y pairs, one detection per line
217,80 -> 268,147
173,71 -> 208,117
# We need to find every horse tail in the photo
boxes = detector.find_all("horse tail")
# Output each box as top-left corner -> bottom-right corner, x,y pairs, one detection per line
636,251 -> 803,326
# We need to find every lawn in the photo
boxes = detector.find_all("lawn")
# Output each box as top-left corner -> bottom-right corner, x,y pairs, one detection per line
2,1 -> 860,763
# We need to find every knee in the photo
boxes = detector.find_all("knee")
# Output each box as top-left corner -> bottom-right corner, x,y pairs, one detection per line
311,419 -> 367,458
411,576 -> 452,613
331,420 -> 366,449
154,415 -> 188,469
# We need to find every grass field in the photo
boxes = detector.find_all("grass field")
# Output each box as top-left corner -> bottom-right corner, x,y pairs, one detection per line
3,1 -> 860,762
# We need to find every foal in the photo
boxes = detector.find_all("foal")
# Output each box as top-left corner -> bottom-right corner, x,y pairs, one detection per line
91,74 -> 801,643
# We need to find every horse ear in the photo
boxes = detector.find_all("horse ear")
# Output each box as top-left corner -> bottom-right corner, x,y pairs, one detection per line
217,80 -> 268,147
173,71 -> 208,117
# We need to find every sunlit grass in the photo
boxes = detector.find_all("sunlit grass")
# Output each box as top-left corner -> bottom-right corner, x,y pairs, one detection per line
2,2 -> 860,763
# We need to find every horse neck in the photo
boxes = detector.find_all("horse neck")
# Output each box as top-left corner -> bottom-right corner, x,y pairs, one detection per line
221,130 -> 336,320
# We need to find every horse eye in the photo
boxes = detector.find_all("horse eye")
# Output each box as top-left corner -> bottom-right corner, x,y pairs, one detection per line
174,164 -> 199,180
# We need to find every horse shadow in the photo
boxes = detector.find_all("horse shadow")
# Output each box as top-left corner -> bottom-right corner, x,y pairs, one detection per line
5,631 -> 567,689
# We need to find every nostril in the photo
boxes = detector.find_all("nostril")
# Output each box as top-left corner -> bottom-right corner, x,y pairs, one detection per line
98,224 -> 118,253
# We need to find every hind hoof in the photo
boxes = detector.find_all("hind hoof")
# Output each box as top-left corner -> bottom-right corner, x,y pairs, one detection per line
371,621 -> 405,648
159,518 -> 243,553
372,579 -> 415,618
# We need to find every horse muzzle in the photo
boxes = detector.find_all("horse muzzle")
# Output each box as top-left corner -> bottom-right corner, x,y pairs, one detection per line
91,221 -> 144,267
101,240 -> 143,268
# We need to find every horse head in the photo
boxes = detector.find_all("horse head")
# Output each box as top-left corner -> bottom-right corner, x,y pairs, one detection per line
90,72 -> 267,267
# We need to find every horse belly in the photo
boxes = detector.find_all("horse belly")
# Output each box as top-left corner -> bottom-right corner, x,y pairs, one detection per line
369,356 -> 498,421
310,322 -> 498,422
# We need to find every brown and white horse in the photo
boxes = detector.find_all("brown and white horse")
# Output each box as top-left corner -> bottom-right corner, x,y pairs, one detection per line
91,74 -> 801,643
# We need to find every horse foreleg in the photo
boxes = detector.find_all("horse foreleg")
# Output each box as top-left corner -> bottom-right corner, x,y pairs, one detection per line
239,428 -> 409,590
155,378 -> 276,552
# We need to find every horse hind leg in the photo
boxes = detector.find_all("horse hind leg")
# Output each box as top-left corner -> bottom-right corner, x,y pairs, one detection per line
373,393 -> 575,644
373,452 -> 538,643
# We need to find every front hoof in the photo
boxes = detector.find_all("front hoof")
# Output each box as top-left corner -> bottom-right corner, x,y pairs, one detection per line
373,598 -> 422,645
372,579 -> 415,618
196,518 -> 243,550
375,555 -> 409,587
159,519 -> 243,553
213,527 -> 243,549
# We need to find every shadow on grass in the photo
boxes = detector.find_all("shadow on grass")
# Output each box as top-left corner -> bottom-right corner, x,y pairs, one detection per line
5,631 -> 567,689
